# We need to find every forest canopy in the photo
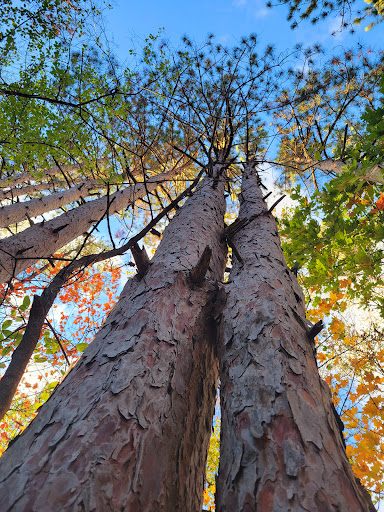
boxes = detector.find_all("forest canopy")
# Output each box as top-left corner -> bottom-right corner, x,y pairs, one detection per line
0,1 -> 383,510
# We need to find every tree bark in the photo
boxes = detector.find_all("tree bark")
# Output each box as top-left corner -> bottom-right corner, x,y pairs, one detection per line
0,169 -> 177,284
0,158 -> 110,191
0,167 -> 227,512
0,168 -> 206,422
295,158 -> 384,184
0,179 -> 109,228
0,181 -> 54,202
216,162 -> 375,512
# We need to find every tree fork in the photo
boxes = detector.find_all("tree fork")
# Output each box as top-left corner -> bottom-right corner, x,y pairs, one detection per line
216,163 -> 375,512
0,166 -> 227,512
0,174 -> 211,422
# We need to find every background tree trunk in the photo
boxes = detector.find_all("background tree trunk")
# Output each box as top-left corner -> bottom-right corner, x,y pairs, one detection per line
0,169 -> 177,284
0,159 -> 109,191
298,158 -> 384,184
0,168 -> 227,512
0,179 -> 109,228
0,181 -> 55,201
216,162 -> 375,512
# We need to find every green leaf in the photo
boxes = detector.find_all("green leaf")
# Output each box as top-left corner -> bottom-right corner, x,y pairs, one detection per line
20,295 -> 31,312
1,346 -> 12,356
46,381 -> 58,390
2,320 -> 12,330
33,355 -> 48,363
76,343 -> 88,353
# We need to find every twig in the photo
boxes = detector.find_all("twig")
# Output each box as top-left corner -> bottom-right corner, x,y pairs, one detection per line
268,195 -> 286,213
45,319 -> 70,366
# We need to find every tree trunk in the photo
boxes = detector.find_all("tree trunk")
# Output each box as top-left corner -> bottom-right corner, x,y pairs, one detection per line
0,169 -> 177,284
0,181 -> 54,202
295,158 -> 384,184
0,168 -> 227,512
0,179 -> 109,228
216,162 -> 375,511
0,167 -> 62,190
0,158 -> 110,191
0,171 -> 203,421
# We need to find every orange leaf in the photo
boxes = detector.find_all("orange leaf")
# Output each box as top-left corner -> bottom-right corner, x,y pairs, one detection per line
376,192 -> 384,211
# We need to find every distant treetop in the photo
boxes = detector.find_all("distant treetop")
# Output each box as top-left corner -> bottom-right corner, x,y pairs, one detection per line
266,0 -> 384,32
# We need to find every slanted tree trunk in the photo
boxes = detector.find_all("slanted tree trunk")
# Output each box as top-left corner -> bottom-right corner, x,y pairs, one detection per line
0,158 -> 109,190
0,167 -> 204,421
0,179 -> 110,228
292,157 -> 384,184
0,169 -> 177,284
0,167 -> 62,190
0,181 -> 55,202
0,167 -> 227,512
216,162 -> 375,511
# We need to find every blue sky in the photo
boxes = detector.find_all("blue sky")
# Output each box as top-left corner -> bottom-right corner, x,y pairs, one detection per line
101,0 -> 381,199
104,0 -> 379,64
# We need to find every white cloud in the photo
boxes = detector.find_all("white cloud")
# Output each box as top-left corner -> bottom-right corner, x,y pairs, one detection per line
231,0 -> 269,19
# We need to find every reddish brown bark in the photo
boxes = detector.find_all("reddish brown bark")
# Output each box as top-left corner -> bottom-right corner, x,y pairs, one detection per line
0,172 -> 204,422
216,162 -> 374,512
0,168 -> 227,511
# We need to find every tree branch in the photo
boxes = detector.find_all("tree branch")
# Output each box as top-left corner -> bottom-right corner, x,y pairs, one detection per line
0,87 -> 120,109
0,166 -> 206,421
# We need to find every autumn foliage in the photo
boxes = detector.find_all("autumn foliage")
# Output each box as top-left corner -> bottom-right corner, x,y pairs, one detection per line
0,256 -> 122,454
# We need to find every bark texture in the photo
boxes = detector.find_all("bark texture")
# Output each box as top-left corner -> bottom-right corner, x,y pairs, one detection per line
0,179 -> 108,228
0,181 -> 54,202
0,169 -> 176,284
0,172 -> 202,422
0,159 -> 109,191
297,158 -> 384,184
0,168 -> 227,512
216,163 -> 374,512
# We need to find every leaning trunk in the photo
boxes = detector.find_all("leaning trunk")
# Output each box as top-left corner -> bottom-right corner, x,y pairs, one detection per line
216,162 -> 374,511
292,158 -> 384,184
0,181 -> 55,202
0,168 -> 227,512
0,158 -> 109,190
0,169 -> 176,284
0,179 -> 109,228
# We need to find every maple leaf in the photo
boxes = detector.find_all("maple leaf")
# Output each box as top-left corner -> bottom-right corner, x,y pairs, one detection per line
376,192 -> 384,210
370,191 -> 384,213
